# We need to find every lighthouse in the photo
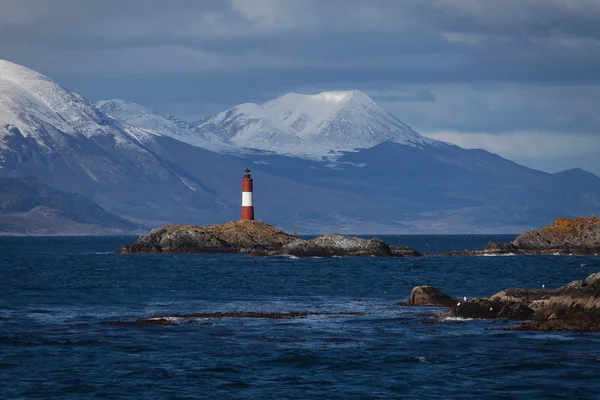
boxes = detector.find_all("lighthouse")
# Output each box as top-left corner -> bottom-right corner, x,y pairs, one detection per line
241,168 -> 254,220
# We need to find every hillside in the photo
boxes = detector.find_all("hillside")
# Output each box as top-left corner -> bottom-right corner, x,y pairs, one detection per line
0,176 -> 139,235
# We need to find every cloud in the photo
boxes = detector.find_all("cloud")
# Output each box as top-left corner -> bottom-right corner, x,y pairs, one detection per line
376,83 -> 600,134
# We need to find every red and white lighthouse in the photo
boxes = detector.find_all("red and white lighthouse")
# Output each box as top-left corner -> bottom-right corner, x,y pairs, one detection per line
241,168 -> 254,220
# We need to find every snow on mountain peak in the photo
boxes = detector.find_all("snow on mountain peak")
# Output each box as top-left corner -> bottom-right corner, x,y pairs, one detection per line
96,99 -> 237,153
312,90 -> 373,105
196,89 -> 434,158
0,59 -> 123,147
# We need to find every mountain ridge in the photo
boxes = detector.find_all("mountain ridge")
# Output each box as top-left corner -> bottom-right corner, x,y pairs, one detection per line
0,176 -> 141,235
1,59 -> 598,234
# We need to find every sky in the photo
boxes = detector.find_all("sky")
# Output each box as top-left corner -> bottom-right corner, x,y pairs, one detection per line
0,0 -> 599,175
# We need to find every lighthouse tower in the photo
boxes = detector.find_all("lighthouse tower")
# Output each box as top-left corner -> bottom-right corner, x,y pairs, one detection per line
241,168 -> 254,221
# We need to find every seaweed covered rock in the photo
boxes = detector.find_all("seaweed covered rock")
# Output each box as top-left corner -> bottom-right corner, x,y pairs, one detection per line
116,220 -> 298,254
282,234 -> 392,257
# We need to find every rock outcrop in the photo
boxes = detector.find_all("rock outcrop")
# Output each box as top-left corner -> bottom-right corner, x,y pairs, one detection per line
442,297 -> 535,320
390,246 -> 423,257
433,217 -> 600,256
512,217 -> 600,254
484,240 -> 520,254
116,220 -> 298,254
406,272 -> 600,331
281,234 -> 393,257
402,285 -> 458,307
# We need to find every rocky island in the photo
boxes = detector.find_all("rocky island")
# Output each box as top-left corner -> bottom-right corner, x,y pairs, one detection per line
403,272 -> 600,332
439,217 -> 600,256
116,221 -> 298,254
116,221 -> 420,257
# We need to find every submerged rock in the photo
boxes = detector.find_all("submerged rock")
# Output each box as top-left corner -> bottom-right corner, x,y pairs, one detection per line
282,233 -> 392,257
116,220 -> 298,254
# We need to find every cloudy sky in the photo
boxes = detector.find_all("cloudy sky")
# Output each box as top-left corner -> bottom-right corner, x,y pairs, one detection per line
1,0 -> 599,175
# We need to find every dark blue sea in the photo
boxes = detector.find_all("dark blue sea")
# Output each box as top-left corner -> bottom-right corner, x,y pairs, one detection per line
2,235 -> 600,399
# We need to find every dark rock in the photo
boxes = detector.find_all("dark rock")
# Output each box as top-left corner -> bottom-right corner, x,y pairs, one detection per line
484,241 -> 519,254
390,246 -> 422,257
490,288 -> 554,304
442,298 -> 534,320
403,285 -> 458,307
431,249 -> 486,256
504,305 -> 600,332
282,234 -> 392,257
116,220 -> 298,254
437,272 -> 600,331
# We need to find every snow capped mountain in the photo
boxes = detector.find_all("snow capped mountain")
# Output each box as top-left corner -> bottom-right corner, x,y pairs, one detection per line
0,60 -> 130,149
196,90 -> 437,158
96,99 -> 236,153
0,60 -> 241,228
194,102 -> 331,158
2,59 -> 599,234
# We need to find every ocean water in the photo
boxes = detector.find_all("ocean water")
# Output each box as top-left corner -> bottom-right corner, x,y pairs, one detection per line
1,235 -> 600,399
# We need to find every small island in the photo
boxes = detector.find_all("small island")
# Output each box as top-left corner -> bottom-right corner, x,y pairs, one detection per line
116,220 -> 420,257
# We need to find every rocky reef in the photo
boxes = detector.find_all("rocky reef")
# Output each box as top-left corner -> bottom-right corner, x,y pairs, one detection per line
116,220 -> 298,254
404,272 -> 600,332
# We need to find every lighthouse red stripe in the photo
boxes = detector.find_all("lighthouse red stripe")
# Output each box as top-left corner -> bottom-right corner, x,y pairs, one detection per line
242,179 -> 253,192
241,206 -> 254,221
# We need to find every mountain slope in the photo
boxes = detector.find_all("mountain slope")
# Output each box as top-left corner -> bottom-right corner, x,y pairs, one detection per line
195,90 -> 435,158
0,176 -> 139,235
96,99 -> 235,153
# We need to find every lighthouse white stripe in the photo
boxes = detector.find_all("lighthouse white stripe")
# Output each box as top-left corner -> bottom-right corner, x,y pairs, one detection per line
242,192 -> 253,207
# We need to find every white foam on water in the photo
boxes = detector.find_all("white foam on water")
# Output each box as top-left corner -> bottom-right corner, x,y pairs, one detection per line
442,317 -> 474,321
413,356 -> 433,364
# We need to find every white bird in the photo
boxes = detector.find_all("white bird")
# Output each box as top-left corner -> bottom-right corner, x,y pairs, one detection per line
457,302 -> 461,306
490,308 -> 493,311
463,296 -> 467,301
542,284 -> 545,288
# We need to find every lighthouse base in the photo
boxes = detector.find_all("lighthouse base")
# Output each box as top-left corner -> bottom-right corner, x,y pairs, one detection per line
241,206 -> 254,221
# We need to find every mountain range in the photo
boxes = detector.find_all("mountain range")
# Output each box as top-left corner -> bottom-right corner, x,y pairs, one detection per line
1,59 -> 599,234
